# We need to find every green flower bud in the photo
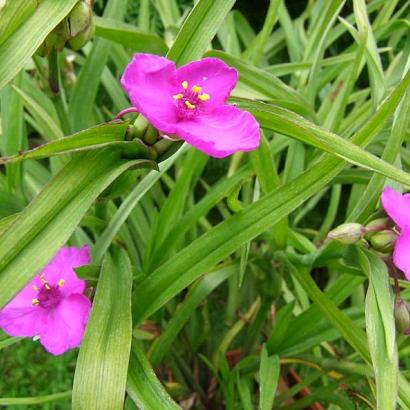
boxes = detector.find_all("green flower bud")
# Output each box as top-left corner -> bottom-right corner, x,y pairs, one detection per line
67,1 -> 94,50
394,298 -> 410,335
68,1 -> 92,38
369,229 -> 398,253
328,223 -> 366,245
365,217 -> 390,239
68,18 -> 94,50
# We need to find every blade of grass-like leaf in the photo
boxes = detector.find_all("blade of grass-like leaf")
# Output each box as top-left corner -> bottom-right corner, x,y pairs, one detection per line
0,392 -> 71,406
0,149 -> 146,309
149,263 -> 237,366
12,85 -> 64,141
0,123 -> 129,165
0,74 -> 25,193
0,0 -> 78,91
249,0 -> 280,66
353,0 -> 386,106
94,17 -> 168,55
259,346 -> 280,410
0,0 -> 37,47
166,0 -> 236,65
132,63 -> 410,325
237,98 -> 410,187
73,248 -> 132,410
358,249 -> 398,410
127,342 -> 180,410
251,132 -> 287,249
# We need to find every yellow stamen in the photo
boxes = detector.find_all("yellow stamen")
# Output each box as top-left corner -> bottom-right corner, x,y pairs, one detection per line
173,93 -> 183,100
198,93 -> 210,101
185,100 -> 196,109
181,80 -> 188,90
32,298 -> 39,305
192,85 -> 202,93
58,279 -> 65,288
32,285 -> 39,291
45,283 -> 51,290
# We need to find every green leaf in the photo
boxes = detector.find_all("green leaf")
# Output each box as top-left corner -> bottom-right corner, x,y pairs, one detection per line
358,249 -> 398,410
127,342 -> 180,410
94,17 -> 168,55
0,391 -> 71,406
167,0 -> 236,65
73,248 -> 133,410
258,345 -> 280,410
0,122 -> 129,165
0,0 -> 78,91
237,98 -> 410,187
0,0 -> 37,47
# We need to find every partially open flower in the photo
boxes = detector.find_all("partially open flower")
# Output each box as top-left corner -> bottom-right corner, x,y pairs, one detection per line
381,187 -> 410,280
0,246 -> 91,355
121,54 -> 260,158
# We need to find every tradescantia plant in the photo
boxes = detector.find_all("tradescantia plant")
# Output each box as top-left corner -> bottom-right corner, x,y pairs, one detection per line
0,0 -> 410,409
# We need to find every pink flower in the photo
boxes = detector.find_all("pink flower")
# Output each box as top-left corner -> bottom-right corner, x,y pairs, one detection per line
0,246 -> 91,355
381,187 -> 410,280
121,53 -> 260,158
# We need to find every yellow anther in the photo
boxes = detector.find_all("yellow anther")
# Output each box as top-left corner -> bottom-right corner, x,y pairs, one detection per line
173,93 -> 183,100
45,283 -> 51,290
192,85 -> 202,93
185,100 -> 196,109
181,80 -> 188,90
198,93 -> 210,101
58,279 -> 65,288
32,299 -> 39,305
32,285 -> 39,291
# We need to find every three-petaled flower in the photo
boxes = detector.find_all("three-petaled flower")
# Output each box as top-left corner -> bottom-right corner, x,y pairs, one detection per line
121,54 -> 260,158
0,246 -> 91,355
381,187 -> 410,280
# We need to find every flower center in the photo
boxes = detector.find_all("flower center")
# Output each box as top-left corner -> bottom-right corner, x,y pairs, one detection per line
172,80 -> 210,120
32,275 -> 65,309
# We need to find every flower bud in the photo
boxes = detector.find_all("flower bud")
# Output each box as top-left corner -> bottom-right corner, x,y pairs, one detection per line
68,1 -> 94,50
369,229 -> 398,253
68,1 -> 92,38
327,223 -> 366,244
68,18 -> 95,50
394,298 -> 410,335
365,217 -> 390,239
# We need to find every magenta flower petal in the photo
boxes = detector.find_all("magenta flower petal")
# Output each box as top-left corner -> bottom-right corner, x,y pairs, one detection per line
39,294 -> 91,355
381,187 -> 410,229
176,105 -> 260,158
393,227 -> 410,280
176,58 -> 238,108
40,245 -> 90,296
120,53 -> 178,132
0,307 -> 44,337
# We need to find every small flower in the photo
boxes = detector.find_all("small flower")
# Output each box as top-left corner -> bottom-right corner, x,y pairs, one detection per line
381,187 -> 410,280
0,246 -> 91,355
121,53 -> 260,158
